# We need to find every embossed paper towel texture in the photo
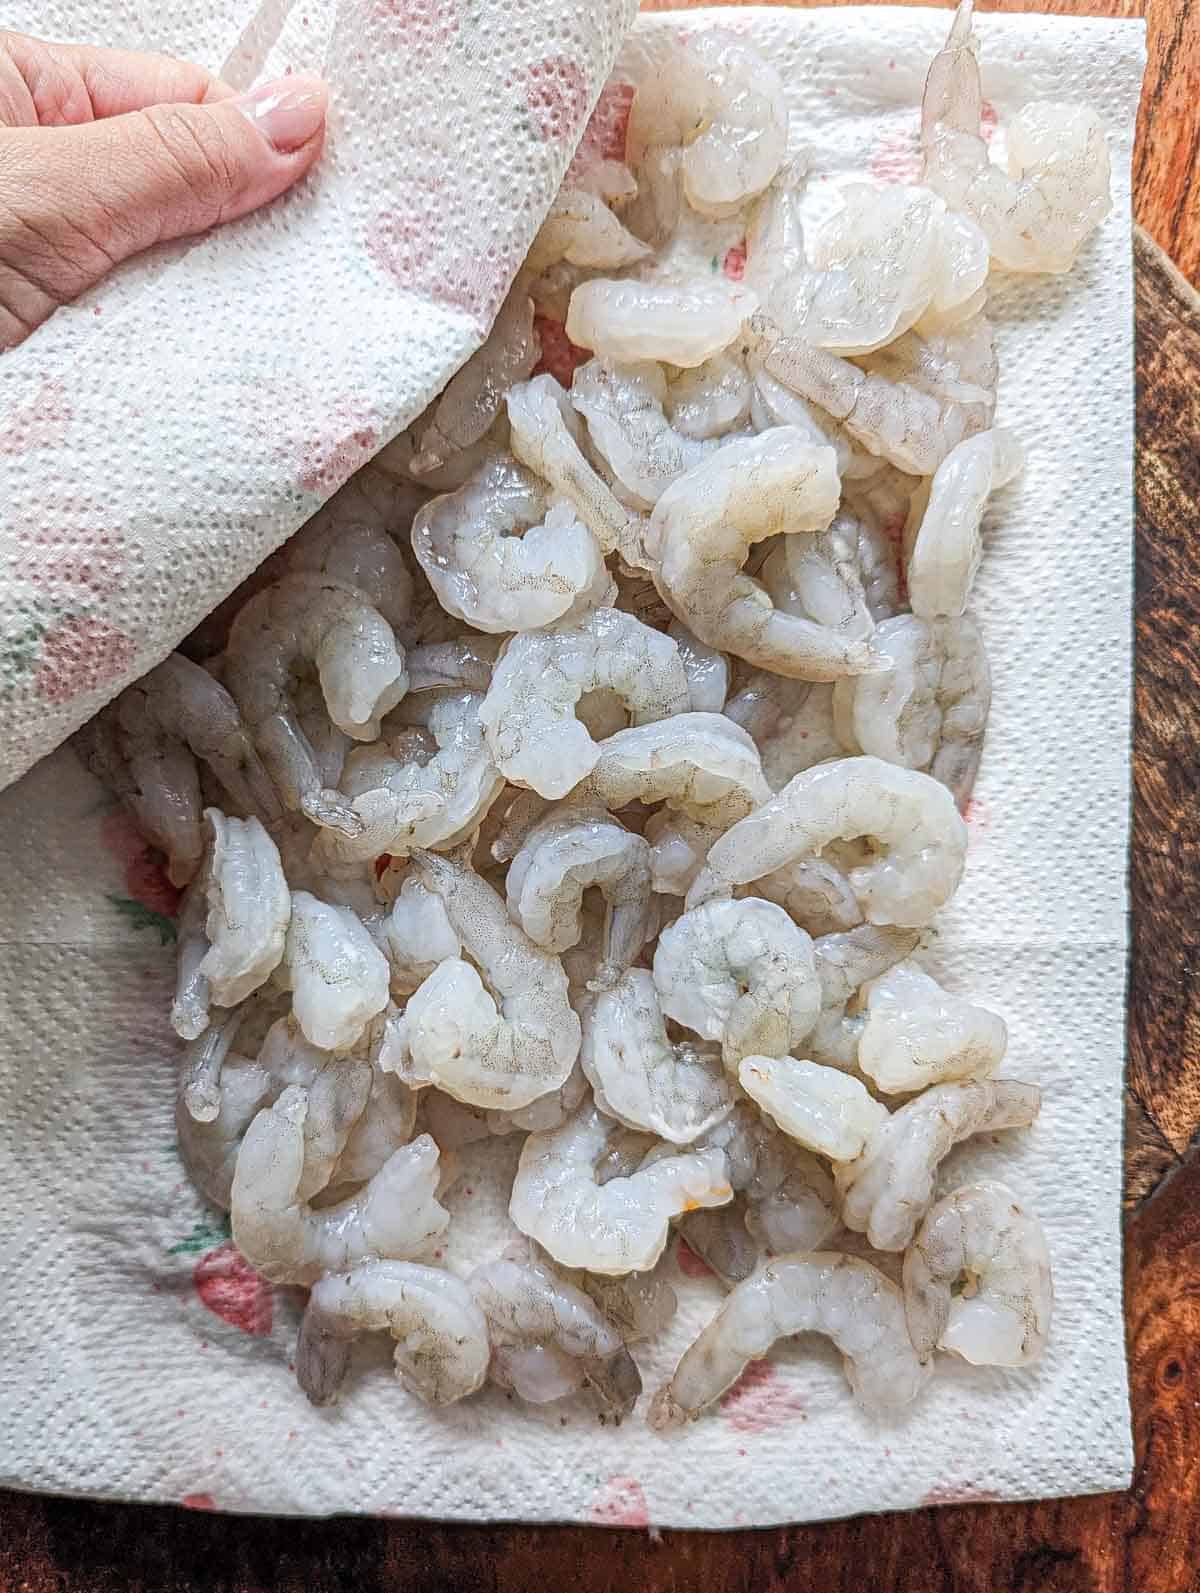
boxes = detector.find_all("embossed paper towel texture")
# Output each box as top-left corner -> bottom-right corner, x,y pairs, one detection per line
0,0 -> 636,787
0,7 -> 1141,1527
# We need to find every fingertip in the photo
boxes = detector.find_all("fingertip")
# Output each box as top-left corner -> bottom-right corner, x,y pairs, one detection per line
231,74 -> 329,156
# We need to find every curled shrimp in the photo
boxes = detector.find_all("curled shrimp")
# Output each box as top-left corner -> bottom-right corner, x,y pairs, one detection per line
921,0 -> 1110,274
478,607 -> 690,799
861,315 -> 998,441
505,802 -> 653,987
176,1051 -> 273,1210
903,1180 -> 1053,1366
171,810 -> 290,1040
523,189 -> 650,279
566,280 -> 754,370
668,353 -> 752,442
580,968 -> 735,1145
857,959 -> 1007,1094
724,672 -> 844,795
570,358 -> 716,510
470,1257 -> 642,1418
805,923 -> 921,1069
284,504 -> 413,638
231,1089 -> 448,1283
649,1253 -> 930,1427
760,504 -> 896,652
669,622 -> 729,713
509,1101 -> 732,1275
836,1078 -> 1042,1251
905,429 -> 1024,618
579,712 -> 770,832
225,575 -> 409,834
297,1261 -> 490,1407
738,1055 -> 888,1162
688,756 -> 968,930
647,430 -> 880,680
652,897 -> 820,1068
383,875 -> 461,994
833,613 -> 992,810
405,635 -> 501,694
410,455 -> 611,634
397,850 -> 580,1111
282,891 -> 391,1052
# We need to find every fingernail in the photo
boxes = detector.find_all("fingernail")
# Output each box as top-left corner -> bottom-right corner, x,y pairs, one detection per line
235,75 -> 328,153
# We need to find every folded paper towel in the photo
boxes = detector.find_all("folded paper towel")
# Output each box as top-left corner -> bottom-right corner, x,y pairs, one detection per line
0,3 -> 1142,1527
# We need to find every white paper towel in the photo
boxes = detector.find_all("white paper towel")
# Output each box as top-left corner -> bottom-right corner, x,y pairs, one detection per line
0,5 -> 1142,1527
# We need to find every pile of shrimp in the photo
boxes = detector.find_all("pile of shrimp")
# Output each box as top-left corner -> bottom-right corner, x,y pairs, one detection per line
85,0 -> 1096,1427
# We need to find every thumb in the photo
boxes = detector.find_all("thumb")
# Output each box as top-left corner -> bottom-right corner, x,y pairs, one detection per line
0,75 -> 327,344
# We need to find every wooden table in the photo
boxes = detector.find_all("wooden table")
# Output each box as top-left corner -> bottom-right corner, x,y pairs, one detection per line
4,3 -> 1198,1589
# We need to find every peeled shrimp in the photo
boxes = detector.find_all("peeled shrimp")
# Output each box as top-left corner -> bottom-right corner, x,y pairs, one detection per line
833,613 -> 991,808
580,712 -> 770,834
650,1253 -> 930,1427
738,1055 -> 888,1161
836,1078 -> 1042,1251
410,455 -> 610,634
297,1261 -> 490,1406
642,811 -> 715,898
509,1101 -> 732,1275
383,875 -> 460,994
922,0 -> 1110,274
669,622 -> 729,713
282,892 -> 391,1052
566,280 -> 754,370
647,430 -> 880,680
857,959 -> 1006,1093
761,504 -> 893,650
903,1180 -> 1053,1366
479,607 -> 690,798
398,850 -> 580,1111
405,635 -> 501,694
677,1202 -> 761,1287
570,358 -> 715,510
724,672 -> 844,794
284,509 -> 413,638
176,1052 -> 273,1210
580,968 -> 735,1144
225,575 -> 409,834
862,316 -> 998,442
652,897 -> 820,1068
231,1090 -> 448,1283
806,922 -> 921,1069
688,756 -> 968,930
334,1058 -> 418,1185
523,189 -> 650,279
505,803 -> 652,987
905,430 -> 1024,618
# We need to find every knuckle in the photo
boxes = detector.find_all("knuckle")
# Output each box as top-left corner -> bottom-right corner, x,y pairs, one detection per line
141,104 -> 244,224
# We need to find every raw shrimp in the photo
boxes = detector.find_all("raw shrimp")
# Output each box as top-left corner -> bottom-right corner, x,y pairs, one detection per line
724,671 -> 844,794
383,875 -> 461,994
505,803 -> 652,986
315,690 -> 504,864
410,455 -> 610,633
409,286 -> 540,474
231,1090 -> 448,1283
570,358 -> 715,510
397,850 -> 580,1111
470,1257 -> 641,1418
523,189 -> 650,278
677,1202 -> 761,1286
577,1269 -> 678,1345
751,854 -> 863,938
903,1180 -> 1052,1366
647,430 -> 880,679
176,1052 -> 273,1210
297,1261 -> 490,1406
687,756 -> 968,930
669,622 -> 729,713
488,1059 -> 590,1135
836,1078 -> 1042,1251
833,614 -> 992,808
334,1060 -> 418,1185
857,959 -> 1007,1094
805,923 -> 921,1069
405,635 -> 501,694
668,353 -> 752,442
580,968 -> 735,1144
225,575 -> 409,833
580,712 -> 770,834
566,280 -> 754,370
181,1003 -> 248,1124
284,509 -> 413,637
649,1253 -> 930,1426
738,1055 -> 888,1162
905,430 -> 1024,618
861,316 -> 998,440
171,811 -> 290,1040
478,607 -> 690,798
760,506 -> 892,649
282,892 -> 391,1052
921,0 -> 1110,274
509,1101 -> 732,1274
643,810 -> 718,897
506,375 -> 641,565
652,897 -> 820,1068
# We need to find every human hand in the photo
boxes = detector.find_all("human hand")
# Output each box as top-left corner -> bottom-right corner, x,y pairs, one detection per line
0,31 -> 328,349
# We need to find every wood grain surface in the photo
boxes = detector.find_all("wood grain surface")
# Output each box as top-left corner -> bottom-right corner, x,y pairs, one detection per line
3,3 -> 1197,1590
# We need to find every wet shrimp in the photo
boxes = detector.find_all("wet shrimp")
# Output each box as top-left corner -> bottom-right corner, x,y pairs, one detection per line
647,429 -> 881,679
905,429 -> 1024,618
861,315 -> 998,441
397,850 -> 580,1111
478,607 -> 690,798
570,358 -> 716,510
383,875 -> 460,994
505,803 -> 653,988
566,280 -> 754,370
523,189 -> 650,279
760,503 -> 897,652
509,1101 -> 732,1274
470,1257 -> 642,1418
224,575 -> 409,834
297,1261 -> 490,1407
857,959 -> 1007,1094
805,923 -> 921,1070
738,1055 -> 888,1162
410,455 -> 611,634
903,1180 -> 1053,1366
283,509 -> 413,638
334,1056 -> 419,1186
724,672 -> 844,794
405,635 -> 501,694
668,622 -> 729,713
833,613 -> 992,809
649,1253 -> 930,1427
836,1078 -> 1042,1251
231,1090 -> 448,1283
580,968 -> 735,1144
176,1051 -> 273,1210
652,897 -> 820,1068
282,892 -> 391,1052
922,0 -> 1110,274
